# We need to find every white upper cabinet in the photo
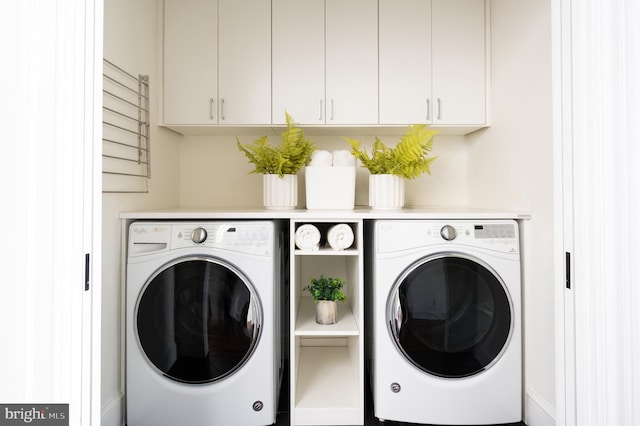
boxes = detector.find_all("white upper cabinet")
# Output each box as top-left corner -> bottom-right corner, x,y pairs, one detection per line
379,0 -> 432,125
218,0 -> 271,125
163,0 -> 271,126
325,0 -> 378,125
164,0 -> 488,132
272,0 -> 378,125
432,0 -> 487,126
163,0 -> 218,125
272,0 -> 325,125
379,0 -> 488,129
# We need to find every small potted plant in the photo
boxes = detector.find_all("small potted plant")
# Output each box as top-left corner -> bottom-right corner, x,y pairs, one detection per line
303,275 -> 347,325
345,124 -> 438,209
237,112 -> 316,209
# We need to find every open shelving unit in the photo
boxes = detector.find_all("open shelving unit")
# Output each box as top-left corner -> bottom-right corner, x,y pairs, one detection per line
289,219 -> 364,425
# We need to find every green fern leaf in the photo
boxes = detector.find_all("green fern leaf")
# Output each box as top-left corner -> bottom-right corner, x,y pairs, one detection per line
345,124 -> 438,179
237,112 -> 316,177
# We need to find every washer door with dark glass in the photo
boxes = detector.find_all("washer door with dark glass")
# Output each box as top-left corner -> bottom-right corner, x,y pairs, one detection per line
387,253 -> 513,379
135,257 -> 262,384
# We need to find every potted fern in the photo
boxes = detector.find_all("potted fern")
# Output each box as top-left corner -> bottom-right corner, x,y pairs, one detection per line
303,275 -> 346,325
237,112 -> 315,209
345,124 -> 437,209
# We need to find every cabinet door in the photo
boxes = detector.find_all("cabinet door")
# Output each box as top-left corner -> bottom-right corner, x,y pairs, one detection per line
218,0 -> 271,125
379,0 -> 432,125
432,0 -> 487,125
163,0 -> 218,125
325,0 -> 378,125
272,0 -> 325,125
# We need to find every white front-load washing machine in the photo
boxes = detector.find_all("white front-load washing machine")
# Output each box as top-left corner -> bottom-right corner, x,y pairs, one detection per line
367,220 -> 522,425
126,221 -> 285,426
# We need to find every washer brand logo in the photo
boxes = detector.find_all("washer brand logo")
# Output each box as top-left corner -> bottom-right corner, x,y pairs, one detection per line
132,226 -> 167,235
0,405 -> 68,425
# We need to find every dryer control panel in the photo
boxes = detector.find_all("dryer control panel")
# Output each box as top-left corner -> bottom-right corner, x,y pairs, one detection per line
473,223 -> 517,239
376,220 -> 519,255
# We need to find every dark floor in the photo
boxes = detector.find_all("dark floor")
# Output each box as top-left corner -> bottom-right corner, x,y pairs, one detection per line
274,369 -> 526,426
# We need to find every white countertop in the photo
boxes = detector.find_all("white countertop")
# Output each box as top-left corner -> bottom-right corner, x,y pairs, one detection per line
120,206 -> 530,220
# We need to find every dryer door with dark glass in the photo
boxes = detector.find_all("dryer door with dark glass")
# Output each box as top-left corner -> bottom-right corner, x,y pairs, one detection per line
387,254 -> 513,378
135,257 -> 262,384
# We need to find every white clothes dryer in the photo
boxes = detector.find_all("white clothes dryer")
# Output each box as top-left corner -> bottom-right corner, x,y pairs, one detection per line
366,220 -> 522,425
126,221 -> 285,426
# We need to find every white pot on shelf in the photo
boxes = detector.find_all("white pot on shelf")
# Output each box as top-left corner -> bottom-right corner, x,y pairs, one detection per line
369,174 -> 405,209
315,300 -> 338,325
263,174 -> 297,209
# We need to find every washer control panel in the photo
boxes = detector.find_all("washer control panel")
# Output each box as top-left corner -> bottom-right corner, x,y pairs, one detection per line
173,223 -> 272,255
128,221 -> 273,257
191,227 -> 208,244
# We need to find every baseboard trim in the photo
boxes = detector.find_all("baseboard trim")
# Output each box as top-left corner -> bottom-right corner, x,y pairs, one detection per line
526,388 -> 555,426
101,388 -> 553,426
101,391 -> 124,426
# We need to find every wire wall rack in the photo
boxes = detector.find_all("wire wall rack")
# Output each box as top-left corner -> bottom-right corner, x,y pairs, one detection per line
102,59 -> 150,193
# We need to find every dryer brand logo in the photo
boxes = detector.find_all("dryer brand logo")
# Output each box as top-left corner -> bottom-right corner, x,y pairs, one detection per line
1,405 -> 68,425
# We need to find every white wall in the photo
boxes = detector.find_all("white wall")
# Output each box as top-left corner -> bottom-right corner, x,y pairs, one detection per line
179,133 -> 469,208
102,1 -> 181,424
468,1 -> 556,424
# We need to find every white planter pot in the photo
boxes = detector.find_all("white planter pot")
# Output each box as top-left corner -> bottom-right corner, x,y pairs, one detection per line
369,174 -> 405,209
263,174 -> 297,209
315,300 -> 337,325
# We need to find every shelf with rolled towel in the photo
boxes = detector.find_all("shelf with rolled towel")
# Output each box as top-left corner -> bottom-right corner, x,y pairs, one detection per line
295,247 -> 359,256
289,219 -> 364,425
294,222 -> 357,252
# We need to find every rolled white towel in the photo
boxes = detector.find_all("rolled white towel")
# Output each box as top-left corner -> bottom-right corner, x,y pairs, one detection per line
295,224 -> 321,251
326,223 -> 355,251
309,150 -> 332,167
332,150 -> 356,167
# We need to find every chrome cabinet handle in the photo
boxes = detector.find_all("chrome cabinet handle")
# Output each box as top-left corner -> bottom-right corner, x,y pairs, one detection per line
330,98 -> 334,121
319,99 -> 323,121
437,98 -> 442,121
209,98 -> 215,120
426,98 -> 430,120
220,98 -> 225,121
